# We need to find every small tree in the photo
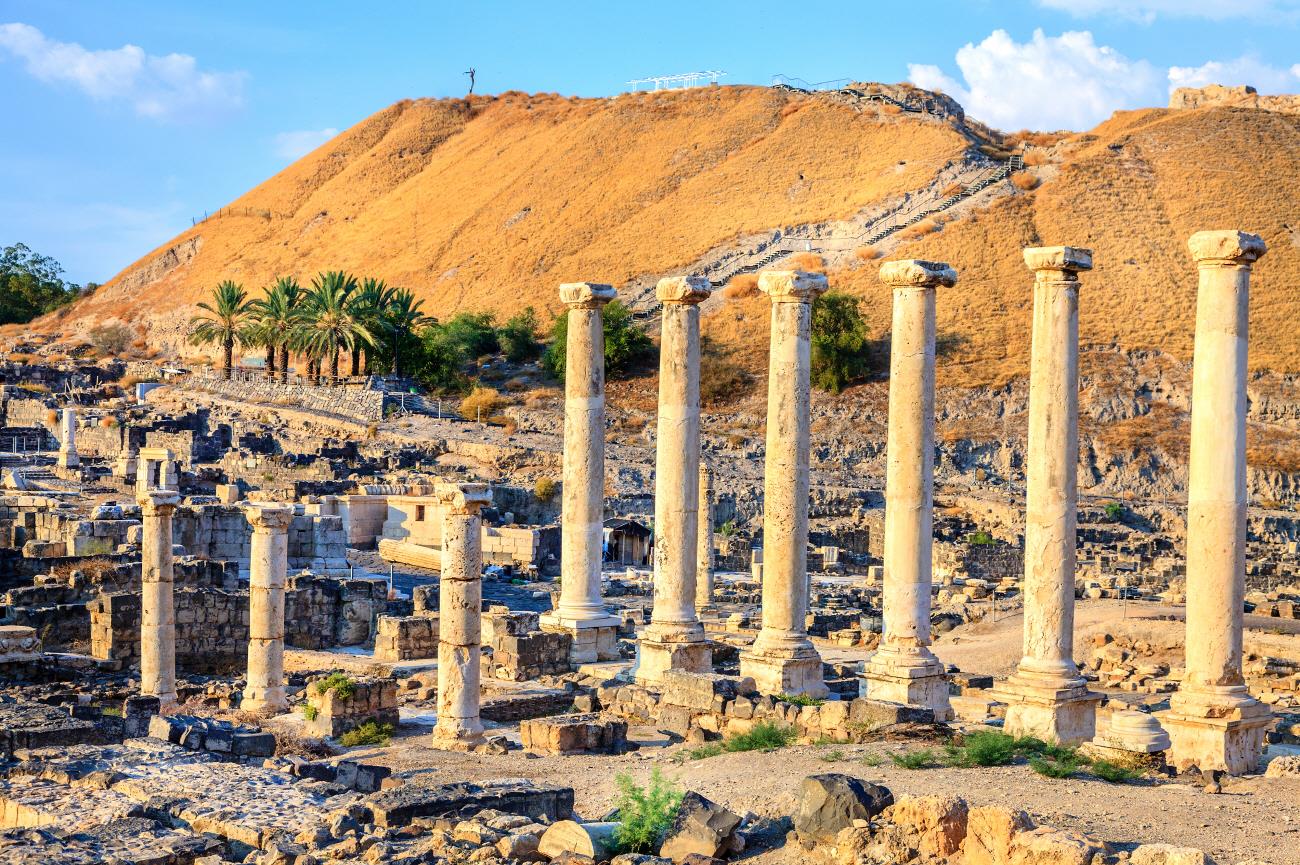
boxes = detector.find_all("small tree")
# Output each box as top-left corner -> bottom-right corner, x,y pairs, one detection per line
499,306 -> 542,363
611,768 -> 683,854
411,325 -> 467,393
542,300 -> 654,382
810,291 -> 875,394
442,312 -> 500,358
88,322 -> 133,356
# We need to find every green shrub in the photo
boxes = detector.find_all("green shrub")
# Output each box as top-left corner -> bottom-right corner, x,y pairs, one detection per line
442,312 -> 500,358
860,752 -> 885,767
1089,759 -> 1139,784
967,530 -> 995,546
338,720 -> 393,747
313,672 -> 356,700
779,693 -> 825,707
534,476 -> 559,501
542,300 -> 654,382
810,291 -> 880,394
301,704 -> 319,722
723,721 -> 796,753
500,307 -> 542,363
678,743 -> 724,762
889,748 -> 937,769
1103,501 -> 1124,520
1029,751 -> 1083,779
819,749 -> 846,763
945,730 -> 1020,767
611,768 -> 683,854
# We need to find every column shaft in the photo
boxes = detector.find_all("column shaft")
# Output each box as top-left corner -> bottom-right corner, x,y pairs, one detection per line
243,504 -> 293,713
695,464 -> 714,610
434,483 -> 491,745
140,492 -> 180,704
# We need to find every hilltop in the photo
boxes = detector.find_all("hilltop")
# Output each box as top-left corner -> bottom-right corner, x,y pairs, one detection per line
27,82 -> 1300,389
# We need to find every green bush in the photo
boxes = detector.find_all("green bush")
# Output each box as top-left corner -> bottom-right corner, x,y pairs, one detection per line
1104,501 -> 1124,520
1029,751 -> 1083,779
779,693 -> 825,707
412,326 -> 469,393
442,312 -> 500,358
611,768 -> 683,854
819,749 -> 846,763
723,721 -> 796,752
542,300 -> 654,382
534,476 -> 559,501
313,673 -> 356,700
967,530 -> 995,546
810,291 -> 880,394
679,743 -> 724,762
889,748 -> 937,769
1089,759 -> 1139,784
500,307 -> 542,363
338,720 -> 393,747
944,730 -> 1020,767
301,705 -> 318,722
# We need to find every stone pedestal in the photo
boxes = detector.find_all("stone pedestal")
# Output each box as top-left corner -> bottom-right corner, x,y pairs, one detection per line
739,270 -> 828,698
639,277 -> 712,685
540,282 -> 622,664
862,260 -> 956,721
996,247 -> 1099,745
241,503 -> 294,714
695,463 -> 715,612
1162,230 -> 1272,775
433,482 -> 493,749
139,489 -> 181,705
57,408 -> 79,469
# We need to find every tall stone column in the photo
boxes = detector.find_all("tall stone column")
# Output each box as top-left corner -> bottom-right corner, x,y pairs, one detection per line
739,270 -> 829,698
242,503 -> 294,714
1163,230 -> 1271,774
862,260 -> 956,720
695,462 -> 715,611
638,277 -> 712,685
997,247 -> 1100,745
540,282 -> 621,664
139,488 -> 181,704
433,481 -> 492,748
57,408 -> 79,469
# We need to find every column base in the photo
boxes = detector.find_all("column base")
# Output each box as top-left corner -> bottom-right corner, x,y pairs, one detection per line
993,675 -> 1100,745
540,612 -> 621,665
740,638 -> 827,699
241,687 -> 288,715
635,637 -> 712,686
861,651 -> 952,721
1159,691 -> 1272,775
432,718 -> 485,750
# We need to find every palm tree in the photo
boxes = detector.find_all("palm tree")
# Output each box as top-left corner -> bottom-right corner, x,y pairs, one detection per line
296,271 -> 372,382
350,277 -> 390,376
382,287 -> 433,376
249,277 -> 302,382
189,280 -> 251,379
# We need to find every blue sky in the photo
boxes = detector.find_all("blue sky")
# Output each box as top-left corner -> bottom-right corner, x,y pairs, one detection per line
2,0 -> 1298,285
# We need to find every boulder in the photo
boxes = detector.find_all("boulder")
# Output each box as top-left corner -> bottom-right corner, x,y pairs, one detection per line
888,795 -> 968,858
1007,827 -> 1103,865
658,792 -> 743,862
961,806 -> 1034,865
794,774 -> 893,842
1131,845 -> 1208,865
1264,755 -> 1300,778
539,821 -> 620,860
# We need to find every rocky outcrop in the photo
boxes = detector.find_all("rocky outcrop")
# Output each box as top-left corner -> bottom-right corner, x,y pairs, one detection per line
1170,84 -> 1300,114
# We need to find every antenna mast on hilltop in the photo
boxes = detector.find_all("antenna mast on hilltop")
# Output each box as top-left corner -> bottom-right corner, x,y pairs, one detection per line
626,70 -> 726,91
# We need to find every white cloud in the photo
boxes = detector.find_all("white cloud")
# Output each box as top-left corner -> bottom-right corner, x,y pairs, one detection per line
0,22 -> 244,121
272,128 -> 340,160
908,29 -> 1161,131
1169,55 -> 1300,93
1036,0 -> 1300,22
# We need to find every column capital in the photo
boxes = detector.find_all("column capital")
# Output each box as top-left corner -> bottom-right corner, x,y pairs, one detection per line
436,481 -> 492,515
656,275 -> 712,305
879,259 -> 958,289
1024,246 -> 1092,278
243,502 -> 294,533
139,489 -> 181,516
559,282 -> 617,309
1188,230 -> 1266,267
759,270 -> 828,303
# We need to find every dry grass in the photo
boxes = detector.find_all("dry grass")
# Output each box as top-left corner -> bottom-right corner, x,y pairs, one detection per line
790,251 -> 826,273
1011,172 -> 1040,191
98,416 -> 116,428
460,386 -> 502,421
523,386 -> 561,408
854,246 -> 880,262
941,182 -> 966,197
723,273 -> 760,299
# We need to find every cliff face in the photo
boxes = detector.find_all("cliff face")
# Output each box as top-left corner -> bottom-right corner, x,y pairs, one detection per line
1169,83 -> 1300,113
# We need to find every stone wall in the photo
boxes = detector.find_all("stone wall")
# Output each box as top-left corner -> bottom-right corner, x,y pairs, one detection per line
304,676 -> 399,738
181,373 -> 386,421
373,615 -> 438,661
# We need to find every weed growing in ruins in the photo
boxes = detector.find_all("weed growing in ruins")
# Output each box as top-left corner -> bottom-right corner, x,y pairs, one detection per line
889,748 -> 937,769
338,720 -> 394,747
534,477 -> 559,501
811,733 -> 849,745
860,753 -> 885,768
314,672 -> 357,700
944,730 -> 1020,767
967,530 -> 995,546
779,693 -> 825,707
1029,750 -> 1084,779
611,768 -> 684,854
819,749 -> 846,763
1088,759 -> 1139,784
1104,502 -> 1125,520
301,704 -> 319,722
723,721 -> 796,752
676,743 -> 724,762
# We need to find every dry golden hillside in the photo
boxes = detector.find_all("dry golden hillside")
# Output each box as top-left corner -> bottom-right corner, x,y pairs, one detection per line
56,86 -> 967,340
824,105 -> 1300,387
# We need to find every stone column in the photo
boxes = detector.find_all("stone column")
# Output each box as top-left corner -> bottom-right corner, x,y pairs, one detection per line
862,259 -> 957,720
433,481 -> 492,748
139,488 -> 181,704
638,276 -> 712,685
695,462 -> 715,611
57,408 -> 79,469
739,270 -> 829,698
997,247 -> 1100,745
540,282 -> 621,664
242,503 -> 294,714
1163,230 -> 1271,774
